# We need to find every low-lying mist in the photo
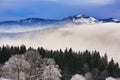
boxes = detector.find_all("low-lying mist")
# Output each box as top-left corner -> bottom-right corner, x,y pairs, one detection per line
0,25 -> 55,33
0,23 -> 120,64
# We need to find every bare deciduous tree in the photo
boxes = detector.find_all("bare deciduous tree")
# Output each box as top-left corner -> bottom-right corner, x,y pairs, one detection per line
1,55 -> 30,80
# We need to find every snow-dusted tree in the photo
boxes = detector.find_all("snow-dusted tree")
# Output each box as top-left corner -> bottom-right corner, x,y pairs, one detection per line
85,72 -> 93,80
1,55 -> 30,80
0,64 -> 3,77
0,77 -> 12,80
106,77 -> 117,80
41,58 -> 62,80
71,74 -> 86,80
24,50 -> 42,80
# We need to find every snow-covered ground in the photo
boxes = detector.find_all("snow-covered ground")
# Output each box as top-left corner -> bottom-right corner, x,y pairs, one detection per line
71,74 -> 86,80
106,77 -> 120,80
71,74 -> 120,80
0,78 -> 11,80
0,23 -> 120,64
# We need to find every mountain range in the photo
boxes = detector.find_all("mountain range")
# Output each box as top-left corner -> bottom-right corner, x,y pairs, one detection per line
0,14 -> 120,26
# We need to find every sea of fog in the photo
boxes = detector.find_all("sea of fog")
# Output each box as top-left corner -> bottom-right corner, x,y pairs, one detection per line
0,23 -> 120,64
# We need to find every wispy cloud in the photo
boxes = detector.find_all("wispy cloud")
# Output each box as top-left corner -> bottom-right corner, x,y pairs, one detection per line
51,0 -> 116,6
86,0 -> 115,5
0,0 -> 116,8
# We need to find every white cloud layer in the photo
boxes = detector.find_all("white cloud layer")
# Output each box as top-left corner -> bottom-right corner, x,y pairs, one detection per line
0,23 -> 120,65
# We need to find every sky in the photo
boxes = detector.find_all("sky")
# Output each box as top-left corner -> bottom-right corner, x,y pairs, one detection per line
0,0 -> 120,21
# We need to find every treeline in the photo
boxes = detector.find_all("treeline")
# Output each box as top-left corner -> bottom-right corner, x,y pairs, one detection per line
0,45 -> 120,80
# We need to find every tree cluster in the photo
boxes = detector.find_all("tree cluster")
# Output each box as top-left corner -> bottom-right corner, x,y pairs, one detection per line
0,49 -> 61,80
38,48 -> 120,80
0,45 -> 120,80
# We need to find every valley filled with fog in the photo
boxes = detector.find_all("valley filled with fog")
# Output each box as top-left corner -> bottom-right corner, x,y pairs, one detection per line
0,23 -> 120,64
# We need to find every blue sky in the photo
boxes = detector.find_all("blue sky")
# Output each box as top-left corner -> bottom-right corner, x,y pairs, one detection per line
0,0 -> 120,21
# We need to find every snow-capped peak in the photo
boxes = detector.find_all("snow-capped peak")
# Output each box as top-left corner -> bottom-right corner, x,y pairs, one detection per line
76,14 -> 83,17
111,18 -> 119,22
72,14 -> 99,24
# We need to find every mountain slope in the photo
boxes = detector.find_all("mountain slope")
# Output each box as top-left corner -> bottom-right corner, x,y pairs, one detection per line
0,18 -> 59,26
99,18 -> 120,23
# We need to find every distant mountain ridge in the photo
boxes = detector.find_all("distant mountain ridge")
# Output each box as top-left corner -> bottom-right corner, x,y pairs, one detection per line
0,14 -> 120,26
